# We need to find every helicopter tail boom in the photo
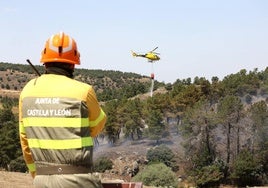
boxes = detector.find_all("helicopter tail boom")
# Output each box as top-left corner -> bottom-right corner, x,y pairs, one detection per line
131,51 -> 145,58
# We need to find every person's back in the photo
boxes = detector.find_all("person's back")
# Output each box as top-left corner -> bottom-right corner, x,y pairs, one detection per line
19,32 -> 107,188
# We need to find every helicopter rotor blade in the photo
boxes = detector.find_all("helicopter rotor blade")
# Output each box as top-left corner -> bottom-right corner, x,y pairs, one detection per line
151,47 -> 158,52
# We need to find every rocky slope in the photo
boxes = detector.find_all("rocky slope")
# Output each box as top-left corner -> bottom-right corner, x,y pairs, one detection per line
0,126 -> 184,187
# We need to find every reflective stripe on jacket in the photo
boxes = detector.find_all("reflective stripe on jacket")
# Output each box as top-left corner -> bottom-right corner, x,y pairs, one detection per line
19,74 -> 107,172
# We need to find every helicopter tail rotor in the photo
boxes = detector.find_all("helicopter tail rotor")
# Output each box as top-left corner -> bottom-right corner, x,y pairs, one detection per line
131,50 -> 138,57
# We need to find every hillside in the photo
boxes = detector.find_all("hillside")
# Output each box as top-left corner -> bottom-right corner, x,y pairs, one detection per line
0,123 -> 185,188
0,62 -> 164,101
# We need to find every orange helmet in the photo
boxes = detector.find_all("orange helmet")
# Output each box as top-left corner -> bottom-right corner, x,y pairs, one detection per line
40,32 -> 80,65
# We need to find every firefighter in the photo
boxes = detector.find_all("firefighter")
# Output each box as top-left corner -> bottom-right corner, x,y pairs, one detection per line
19,32 -> 107,188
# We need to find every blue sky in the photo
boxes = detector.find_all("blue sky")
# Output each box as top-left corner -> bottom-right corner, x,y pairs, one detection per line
0,1 -> 267,83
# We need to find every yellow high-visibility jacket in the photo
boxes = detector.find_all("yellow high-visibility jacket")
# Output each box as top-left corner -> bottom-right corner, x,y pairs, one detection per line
19,74 -> 107,176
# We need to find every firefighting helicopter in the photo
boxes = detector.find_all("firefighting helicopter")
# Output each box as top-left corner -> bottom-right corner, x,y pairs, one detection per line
131,47 -> 160,97
131,47 -> 160,63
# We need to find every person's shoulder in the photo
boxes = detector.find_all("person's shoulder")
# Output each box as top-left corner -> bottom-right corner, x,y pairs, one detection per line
71,79 -> 93,89
23,78 -> 38,88
20,78 -> 38,96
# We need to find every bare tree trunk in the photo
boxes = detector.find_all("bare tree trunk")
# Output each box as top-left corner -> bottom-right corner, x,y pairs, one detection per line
206,125 -> 210,154
236,112 -> 241,156
251,125 -> 256,155
226,122 -> 231,164
236,125 -> 240,156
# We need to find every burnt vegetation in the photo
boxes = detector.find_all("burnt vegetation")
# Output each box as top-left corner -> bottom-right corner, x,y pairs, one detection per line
0,62 -> 268,187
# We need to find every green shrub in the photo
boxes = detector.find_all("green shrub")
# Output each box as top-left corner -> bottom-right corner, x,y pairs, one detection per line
132,163 -> 178,187
93,156 -> 113,172
9,156 -> 27,172
146,144 -> 179,171
230,150 -> 263,186
194,163 -> 225,188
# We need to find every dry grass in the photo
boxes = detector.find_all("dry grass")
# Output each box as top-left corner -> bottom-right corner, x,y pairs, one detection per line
0,171 -> 34,188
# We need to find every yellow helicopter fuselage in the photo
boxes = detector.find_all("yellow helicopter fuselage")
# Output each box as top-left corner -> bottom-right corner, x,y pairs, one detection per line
145,53 -> 160,61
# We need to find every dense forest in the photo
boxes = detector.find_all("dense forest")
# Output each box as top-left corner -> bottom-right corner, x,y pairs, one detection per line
0,62 -> 267,187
